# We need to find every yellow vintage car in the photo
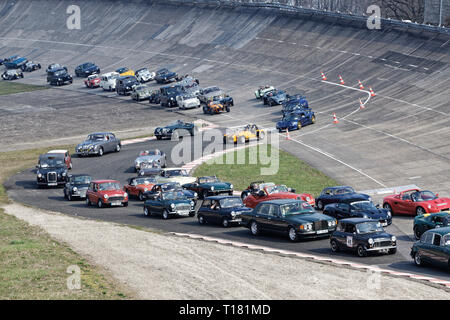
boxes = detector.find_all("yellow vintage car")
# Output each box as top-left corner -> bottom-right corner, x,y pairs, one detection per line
223,124 -> 265,144
115,67 -> 135,76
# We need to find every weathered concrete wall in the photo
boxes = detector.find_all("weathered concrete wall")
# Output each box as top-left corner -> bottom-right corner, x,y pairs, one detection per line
424,0 -> 450,26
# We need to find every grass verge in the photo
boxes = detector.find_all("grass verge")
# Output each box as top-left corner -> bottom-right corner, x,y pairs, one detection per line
0,82 -> 48,95
193,144 -> 338,197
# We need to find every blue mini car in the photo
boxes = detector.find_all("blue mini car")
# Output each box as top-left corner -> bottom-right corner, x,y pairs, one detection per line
276,110 -> 316,132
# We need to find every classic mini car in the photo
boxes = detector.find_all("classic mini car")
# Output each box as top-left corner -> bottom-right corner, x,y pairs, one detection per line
116,76 -> 139,95
46,63 -> 67,74
202,100 -> 231,115
197,196 -> 251,227
243,182 -> 315,208
330,218 -> 397,257
154,120 -> 199,140
410,227 -> 449,270
131,84 -> 151,101
182,176 -> 233,199
84,74 -> 101,88
115,67 -> 135,77
159,84 -> 183,107
223,124 -> 265,144
276,110 -> 316,132
36,153 -> 68,187
2,69 -> 24,80
100,72 -> 120,91
176,93 -> 200,110
323,201 -> 392,227
254,85 -> 275,99
123,176 -> 158,201
413,212 -> 450,240
86,180 -> 128,208
63,174 -> 92,201
75,62 -> 100,77
241,199 -> 336,241
142,182 -> 198,204
3,57 -> 28,69
316,186 -> 370,210
47,68 -> 73,86
383,189 -> 450,216
156,168 -> 196,185
47,149 -> 72,170
154,68 -> 178,84
143,191 -> 195,219
265,89 -> 288,106
21,61 -> 41,72
135,68 -> 155,83
148,90 -> 161,104
134,149 -> 167,172
75,132 -> 121,156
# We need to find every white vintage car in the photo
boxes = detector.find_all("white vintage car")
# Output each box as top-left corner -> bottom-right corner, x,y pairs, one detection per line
135,68 -> 155,83
100,71 -> 120,91
176,93 -> 200,110
156,168 -> 196,185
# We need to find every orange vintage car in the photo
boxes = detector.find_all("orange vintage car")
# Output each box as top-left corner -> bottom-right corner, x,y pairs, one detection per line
123,176 -> 157,200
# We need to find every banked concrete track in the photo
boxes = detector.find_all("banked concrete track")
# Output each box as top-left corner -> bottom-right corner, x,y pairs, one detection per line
1,1 -> 450,279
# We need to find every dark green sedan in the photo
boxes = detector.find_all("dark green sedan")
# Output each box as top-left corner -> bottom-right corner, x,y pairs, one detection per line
240,199 -> 337,241
143,191 -> 195,219
413,211 -> 450,240
410,227 -> 450,271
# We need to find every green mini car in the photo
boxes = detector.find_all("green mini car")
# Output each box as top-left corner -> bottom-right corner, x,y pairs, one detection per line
413,211 -> 450,240
254,85 -> 274,99
143,191 -> 195,219
410,227 -> 450,271
182,176 -> 233,199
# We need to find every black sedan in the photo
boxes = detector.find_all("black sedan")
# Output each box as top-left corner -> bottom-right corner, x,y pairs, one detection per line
330,218 -> 397,257
315,186 -> 371,210
240,199 -> 337,241
75,62 -> 100,77
323,201 -> 392,227
197,196 -> 251,227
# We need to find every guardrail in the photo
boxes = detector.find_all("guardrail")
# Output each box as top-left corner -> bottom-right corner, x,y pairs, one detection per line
160,0 -> 450,35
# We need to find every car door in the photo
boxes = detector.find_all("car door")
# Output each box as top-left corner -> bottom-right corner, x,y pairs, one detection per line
268,205 -> 289,234
395,192 -> 413,214
419,232 -> 435,264
321,188 -> 334,206
255,204 -> 272,231
429,233 -> 445,266
335,203 -> 350,219
434,234 -> 450,267
333,222 -> 347,248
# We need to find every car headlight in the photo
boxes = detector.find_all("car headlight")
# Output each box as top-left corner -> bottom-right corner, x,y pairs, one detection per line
368,197 -> 372,202
231,211 -> 236,217
104,194 -> 109,199
387,211 -> 392,217
170,203 -> 175,209
306,196 -> 311,201
300,223 -> 312,231
230,184 -> 233,189
194,192 -> 198,198
73,187 -> 78,192
210,186 -> 214,191
124,193 -> 128,198
37,173 -> 42,178
328,220 -> 336,227
391,236 -> 396,242
190,201 -> 195,207
368,238 -> 374,245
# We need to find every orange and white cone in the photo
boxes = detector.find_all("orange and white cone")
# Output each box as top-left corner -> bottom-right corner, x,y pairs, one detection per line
369,87 -> 376,97
286,128 -> 290,140
339,75 -> 345,85
358,80 -> 364,89
321,71 -> 327,81
359,99 -> 365,109
332,113 -> 339,124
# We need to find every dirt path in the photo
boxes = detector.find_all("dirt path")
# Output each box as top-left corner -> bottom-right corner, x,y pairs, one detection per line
3,202 -> 449,299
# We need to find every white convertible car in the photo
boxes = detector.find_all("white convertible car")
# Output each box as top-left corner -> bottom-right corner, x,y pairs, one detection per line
156,168 -> 196,185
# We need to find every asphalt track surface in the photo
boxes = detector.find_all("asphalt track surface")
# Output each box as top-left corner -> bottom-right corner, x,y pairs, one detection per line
1,1 -> 449,280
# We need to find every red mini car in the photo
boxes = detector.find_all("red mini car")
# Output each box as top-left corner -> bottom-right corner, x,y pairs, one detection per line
383,189 -> 450,216
84,74 -> 101,88
123,176 -> 157,201
86,180 -> 128,208
243,182 -> 315,208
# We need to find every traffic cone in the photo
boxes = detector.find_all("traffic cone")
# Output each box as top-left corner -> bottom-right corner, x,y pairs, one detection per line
358,80 -> 364,89
359,99 -> 365,109
321,71 -> 327,81
286,128 -> 290,140
332,113 -> 339,124
369,87 -> 376,97
339,75 -> 345,85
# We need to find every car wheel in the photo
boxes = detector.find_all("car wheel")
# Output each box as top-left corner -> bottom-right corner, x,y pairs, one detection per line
414,252 -> 423,266
413,226 -> 422,240
388,248 -> 397,254
203,106 -> 208,114
98,148 -> 104,156
86,198 -> 91,206
64,189 -> 68,199
317,200 -> 324,210
144,206 -> 150,216
416,207 -> 426,216
123,202 -> 128,207
225,106 -> 230,112
156,135 -> 162,140
330,239 -> 340,252
288,227 -> 298,242
162,210 -> 169,220
115,144 -> 121,152
97,200 -> 103,208
383,203 -> 393,215
139,192 -> 144,201
198,214 -> 206,225
250,221 -> 259,236
222,218 -> 230,228
209,108 -> 214,115
356,245 -> 367,257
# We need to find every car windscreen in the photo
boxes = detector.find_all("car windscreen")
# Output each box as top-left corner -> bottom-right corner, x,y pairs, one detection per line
356,221 -> 383,234
73,176 -> 91,185
163,191 -> 186,200
161,184 -> 181,192
411,190 -> 437,202
350,201 -> 376,211
40,159 -> 65,168
164,87 -> 181,95
82,63 -> 93,68
165,170 -> 188,177
266,185 -> 289,194
54,71 -> 67,76
198,177 -> 219,184
98,182 -> 120,191
280,202 -> 314,216
220,198 -> 244,208
86,134 -> 105,141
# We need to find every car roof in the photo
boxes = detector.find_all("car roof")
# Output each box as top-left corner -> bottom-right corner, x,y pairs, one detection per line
48,149 -> 68,153
424,226 -> 450,236
89,132 -> 112,135
39,153 -> 64,159
92,180 -> 119,184
339,218 -> 375,224
324,186 -> 354,190
205,196 -> 241,200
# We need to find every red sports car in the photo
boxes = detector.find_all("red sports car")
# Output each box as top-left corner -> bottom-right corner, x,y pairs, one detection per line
243,182 -> 315,208
84,74 -> 101,88
86,180 -> 128,208
383,189 -> 450,216
123,176 -> 157,201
